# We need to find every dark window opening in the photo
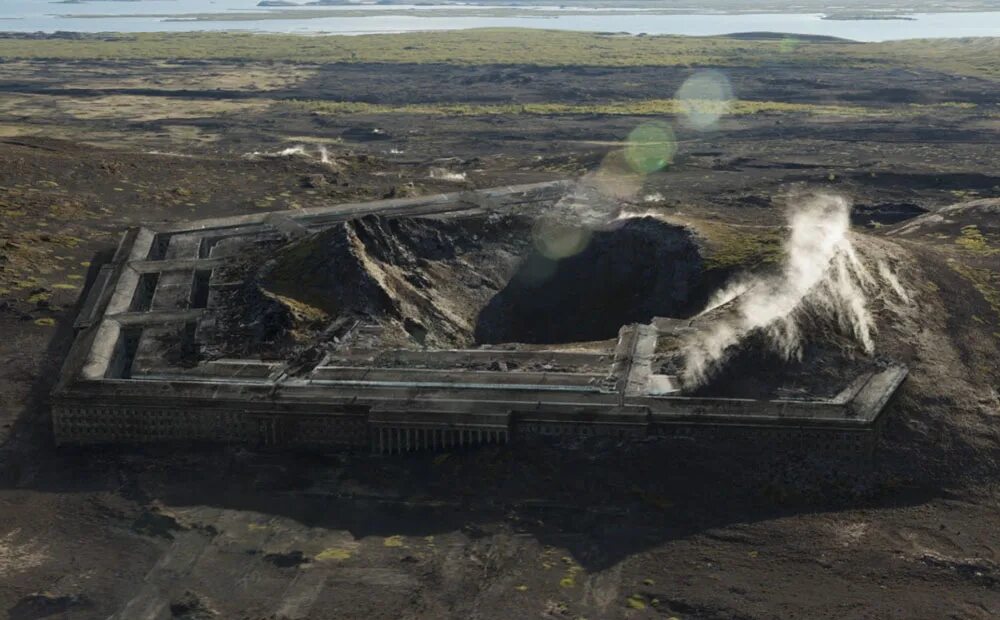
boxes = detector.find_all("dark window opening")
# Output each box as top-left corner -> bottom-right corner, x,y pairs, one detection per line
107,327 -> 142,379
198,236 -> 221,259
147,233 -> 171,261
190,270 -> 212,309
129,272 -> 160,312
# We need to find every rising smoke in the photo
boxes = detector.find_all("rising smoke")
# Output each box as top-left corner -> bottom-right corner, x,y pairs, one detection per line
681,193 -> 904,388
242,145 -> 338,164
428,168 -> 468,182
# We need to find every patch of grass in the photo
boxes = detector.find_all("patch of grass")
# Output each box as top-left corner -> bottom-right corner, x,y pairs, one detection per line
867,37 -> 1000,80
950,262 -> 1000,317
286,98 -> 910,118
691,221 -> 786,270
0,188 -> 97,296
383,535 -> 405,548
314,547 -> 353,562
558,558 -> 583,588
53,94 -> 271,123
0,30 -> 994,80
26,291 -> 50,304
0,30 -> 816,66
0,60 -> 315,93
956,225 -> 999,255
626,594 -> 647,610
909,101 -> 978,110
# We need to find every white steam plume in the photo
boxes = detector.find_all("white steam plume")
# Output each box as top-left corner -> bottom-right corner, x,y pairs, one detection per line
681,193 -> 901,388
242,145 -> 309,160
877,259 -> 910,303
242,145 -> 337,162
428,168 -> 467,182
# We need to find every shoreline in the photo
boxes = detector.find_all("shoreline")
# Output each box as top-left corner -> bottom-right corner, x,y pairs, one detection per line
0,26 -> 997,44
0,10 -> 994,41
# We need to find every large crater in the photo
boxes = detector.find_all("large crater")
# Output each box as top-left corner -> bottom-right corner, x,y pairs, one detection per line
211,213 -> 710,355
474,217 -> 704,344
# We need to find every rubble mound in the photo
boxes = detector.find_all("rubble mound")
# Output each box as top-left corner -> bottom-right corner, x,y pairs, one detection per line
246,213 -> 531,350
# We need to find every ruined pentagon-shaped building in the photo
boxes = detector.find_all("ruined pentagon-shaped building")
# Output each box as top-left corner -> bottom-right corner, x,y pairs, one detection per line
53,181 -> 906,456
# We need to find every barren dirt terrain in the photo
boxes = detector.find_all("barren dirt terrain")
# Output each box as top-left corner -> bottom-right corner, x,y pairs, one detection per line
0,31 -> 998,619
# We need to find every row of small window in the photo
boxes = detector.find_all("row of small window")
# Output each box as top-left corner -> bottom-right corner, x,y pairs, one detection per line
57,408 -> 247,424
651,426 -> 871,449
57,419 -> 243,431
710,431 -> 864,444
57,422 -> 362,442
297,420 -> 365,431
519,424 -> 640,437
377,427 -> 507,438
60,427 -> 182,437
59,410 -> 385,441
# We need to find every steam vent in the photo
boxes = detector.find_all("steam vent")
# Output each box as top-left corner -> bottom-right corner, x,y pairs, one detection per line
53,182 -> 906,457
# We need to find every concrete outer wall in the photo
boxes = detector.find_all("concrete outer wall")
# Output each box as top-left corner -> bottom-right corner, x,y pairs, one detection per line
52,401 -> 368,448
52,396 -> 880,457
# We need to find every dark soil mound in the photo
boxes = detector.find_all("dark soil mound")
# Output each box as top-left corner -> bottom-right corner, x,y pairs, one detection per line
261,213 -> 526,332
666,331 -> 881,400
260,215 -> 455,319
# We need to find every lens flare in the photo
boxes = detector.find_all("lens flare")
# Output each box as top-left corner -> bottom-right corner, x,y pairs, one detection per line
779,36 -> 801,54
624,122 -> 677,175
676,70 -> 734,131
589,149 -> 644,203
516,253 -> 558,287
532,216 -> 593,260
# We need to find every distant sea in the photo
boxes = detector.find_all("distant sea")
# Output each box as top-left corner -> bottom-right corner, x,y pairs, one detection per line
1,1 -> 998,41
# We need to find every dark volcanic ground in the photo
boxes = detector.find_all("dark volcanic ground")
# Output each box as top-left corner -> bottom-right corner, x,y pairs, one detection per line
0,53 -> 998,619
